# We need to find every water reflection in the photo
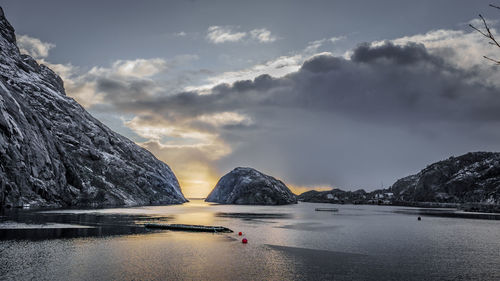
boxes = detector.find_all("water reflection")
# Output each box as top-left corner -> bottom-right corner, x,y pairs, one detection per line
0,201 -> 499,280
215,212 -> 293,219
0,208 -> 173,240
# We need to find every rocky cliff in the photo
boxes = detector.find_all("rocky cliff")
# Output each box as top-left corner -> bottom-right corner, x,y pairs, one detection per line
0,7 -> 187,208
205,167 -> 297,205
390,152 -> 500,204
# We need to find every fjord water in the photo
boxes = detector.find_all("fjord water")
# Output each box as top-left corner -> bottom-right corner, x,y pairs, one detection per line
1,200 -> 499,281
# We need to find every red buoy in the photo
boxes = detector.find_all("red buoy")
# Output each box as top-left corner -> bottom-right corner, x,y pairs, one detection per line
242,238 -> 248,244
238,232 -> 242,236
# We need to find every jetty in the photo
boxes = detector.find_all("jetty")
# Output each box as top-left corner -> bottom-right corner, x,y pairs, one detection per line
315,208 -> 339,212
144,223 -> 233,233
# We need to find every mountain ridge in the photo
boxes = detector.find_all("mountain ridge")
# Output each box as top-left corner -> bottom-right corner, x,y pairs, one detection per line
298,151 -> 500,212
0,7 -> 187,208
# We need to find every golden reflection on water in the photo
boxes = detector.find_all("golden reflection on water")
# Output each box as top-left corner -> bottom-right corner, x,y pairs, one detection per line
169,199 -> 216,225
3,203 -> 500,280
56,231 -> 297,281
173,210 -> 215,225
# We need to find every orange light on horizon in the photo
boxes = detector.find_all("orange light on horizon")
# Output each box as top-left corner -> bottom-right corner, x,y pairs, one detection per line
288,184 -> 333,195
173,164 -> 220,198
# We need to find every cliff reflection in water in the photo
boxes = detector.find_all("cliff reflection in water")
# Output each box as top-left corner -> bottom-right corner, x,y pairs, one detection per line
0,200 -> 499,280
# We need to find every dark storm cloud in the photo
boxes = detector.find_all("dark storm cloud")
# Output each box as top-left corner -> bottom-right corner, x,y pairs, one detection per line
110,42 -> 500,127
85,42 -> 500,189
351,42 -> 436,64
96,77 -> 156,102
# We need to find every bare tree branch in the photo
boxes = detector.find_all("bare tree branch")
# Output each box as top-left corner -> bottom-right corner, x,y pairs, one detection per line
470,5 -> 500,64
469,20 -> 490,38
484,55 -> 500,64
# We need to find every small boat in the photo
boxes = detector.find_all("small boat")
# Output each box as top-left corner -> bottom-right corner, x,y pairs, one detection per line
315,208 -> 339,212
144,223 -> 233,233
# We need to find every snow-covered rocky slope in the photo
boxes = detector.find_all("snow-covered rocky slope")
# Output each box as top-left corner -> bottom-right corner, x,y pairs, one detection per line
0,7 -> 186,208
391,152 -> 500,204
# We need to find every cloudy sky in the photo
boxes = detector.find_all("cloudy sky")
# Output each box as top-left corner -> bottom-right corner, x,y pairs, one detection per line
2,0 -> 500,197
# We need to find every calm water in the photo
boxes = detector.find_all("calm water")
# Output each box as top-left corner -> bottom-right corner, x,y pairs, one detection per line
1,200 -> 499,280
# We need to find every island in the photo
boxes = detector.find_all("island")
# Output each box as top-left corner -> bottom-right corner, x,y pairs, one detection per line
205,167 -> 297,205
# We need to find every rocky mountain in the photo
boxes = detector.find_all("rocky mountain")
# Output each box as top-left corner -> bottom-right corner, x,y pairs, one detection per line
390,152 -> 500,205
298,189 -> 367,204
298,152 -> 500,212
205,167 -> 297,205
0,7 -> 187,208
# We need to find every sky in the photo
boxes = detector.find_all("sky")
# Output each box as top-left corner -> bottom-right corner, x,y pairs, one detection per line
1,0 -> 500,197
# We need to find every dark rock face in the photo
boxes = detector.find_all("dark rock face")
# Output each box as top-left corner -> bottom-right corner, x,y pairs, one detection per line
391,152 -> 500,204
0,7 -> 187,208
205,167 -> 297,205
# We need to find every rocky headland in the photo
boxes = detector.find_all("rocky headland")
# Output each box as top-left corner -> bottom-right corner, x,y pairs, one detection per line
299,152 -> 500,213
0,7 -> 187,208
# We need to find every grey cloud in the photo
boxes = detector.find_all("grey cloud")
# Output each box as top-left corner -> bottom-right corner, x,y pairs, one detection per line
96,77 -> 156,102
118,42 -> 500,126
17,34 -> 55,59
87,42 -> 500,189
351,42 -> 436,64
300,56 -> 346,74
